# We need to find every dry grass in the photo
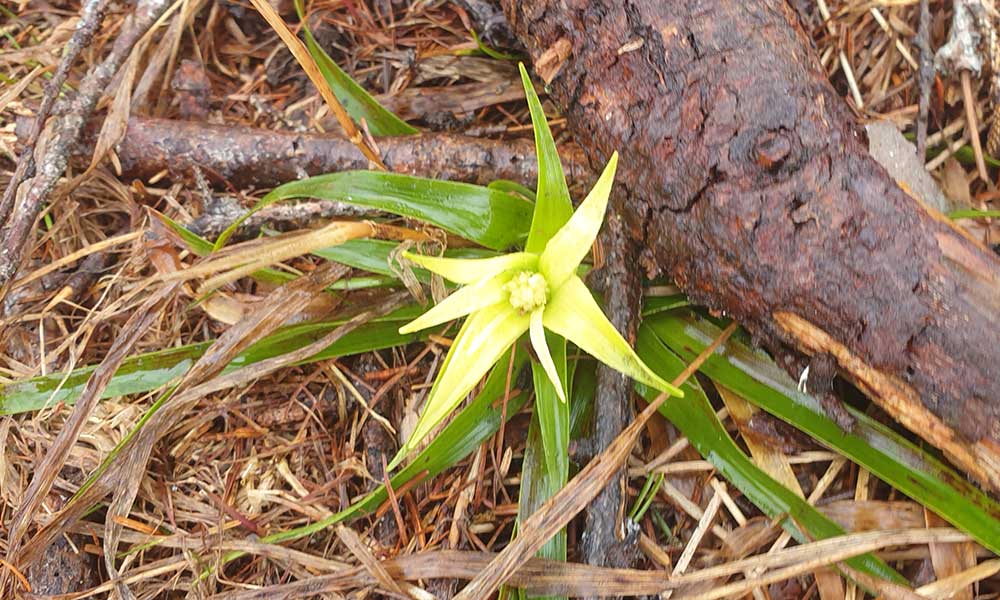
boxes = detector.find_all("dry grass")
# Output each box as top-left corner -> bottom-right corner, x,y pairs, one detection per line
1,0 -> 998,598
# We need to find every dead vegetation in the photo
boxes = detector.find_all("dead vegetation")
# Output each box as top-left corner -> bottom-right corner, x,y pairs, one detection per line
0,0 -> 999,598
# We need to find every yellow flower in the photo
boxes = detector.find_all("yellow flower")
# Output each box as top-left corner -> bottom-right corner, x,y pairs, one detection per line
394,153 -> 683,465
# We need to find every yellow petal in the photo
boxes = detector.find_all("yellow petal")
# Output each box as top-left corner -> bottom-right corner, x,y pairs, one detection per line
539,153 -> 618,289
543,275 -> 683,397
399,271 -> 512,334
404,251 -> 537,285
529,309 -> 565,402
399,302 -> 530,460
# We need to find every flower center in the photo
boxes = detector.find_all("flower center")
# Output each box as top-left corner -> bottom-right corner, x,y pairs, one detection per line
504,270 -> 549,313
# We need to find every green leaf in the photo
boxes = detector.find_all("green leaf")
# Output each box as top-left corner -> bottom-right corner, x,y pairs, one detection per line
543,276 -> 681,397
539,153 -> 617,289
517,334 -> 570,600
489,179 -> 536,202
520,63 -> 573,253
469,29 -> 521,61
640,294 -> 690,317
533,332 -> 570,484
243,171 -> 533,251
0,309 -> 424,416
948,208 -> 1000,219
634,326 -> 906,585
155,211 -> 213,255
393,302 -> 529,466
646,310 -> 1000,556
517,408 -> 567,600
314,239 -> 497,280
294,0 -> 417,137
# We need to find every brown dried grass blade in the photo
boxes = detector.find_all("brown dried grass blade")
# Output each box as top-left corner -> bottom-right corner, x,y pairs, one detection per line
247,0 -> 384,168
3,282 -> 175,574
336,525 -> 406,597
204,526 -> 975,600
13,266 -> 347,571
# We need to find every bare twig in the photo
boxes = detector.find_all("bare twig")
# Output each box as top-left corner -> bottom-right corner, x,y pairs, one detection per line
915,0 -> 934,157
14,116 -> 589,191
0,0 -> 173,300
0,0 -> 111,226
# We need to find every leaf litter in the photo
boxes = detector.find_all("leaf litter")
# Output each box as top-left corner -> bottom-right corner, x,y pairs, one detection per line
1,0 -> 999,598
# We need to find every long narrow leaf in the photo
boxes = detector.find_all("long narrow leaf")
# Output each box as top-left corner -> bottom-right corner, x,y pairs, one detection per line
315,239 -> 497,280
645,310 -> 1000,555
0,309 -> 424,416
251,171 -> 533,251
520,63 -> 573,253
634,326 -> 906,584
517,409 -> 567,600
294,0 -> 417,136
517,335 -> 570,600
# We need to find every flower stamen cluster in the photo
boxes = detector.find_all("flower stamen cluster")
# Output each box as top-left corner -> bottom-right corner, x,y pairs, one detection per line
505,271 -> 549,314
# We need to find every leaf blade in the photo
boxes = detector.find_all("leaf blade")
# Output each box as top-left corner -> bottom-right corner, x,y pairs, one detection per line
253,171 -> 533,251
295,0 -> 417,137
646,310 -> 1000,556
521,63 -> 573,253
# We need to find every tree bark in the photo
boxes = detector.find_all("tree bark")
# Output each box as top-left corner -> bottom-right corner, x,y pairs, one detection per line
502,0 -> 1000,490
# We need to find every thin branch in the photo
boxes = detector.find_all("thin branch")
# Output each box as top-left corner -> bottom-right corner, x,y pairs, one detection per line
0,0 -> 173,300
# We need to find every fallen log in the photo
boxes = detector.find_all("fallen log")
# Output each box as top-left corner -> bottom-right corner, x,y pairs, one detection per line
16,116 -> 588,189
503,0 -> 1000,490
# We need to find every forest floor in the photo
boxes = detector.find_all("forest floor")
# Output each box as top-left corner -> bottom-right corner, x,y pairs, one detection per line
1,0 -> 999,598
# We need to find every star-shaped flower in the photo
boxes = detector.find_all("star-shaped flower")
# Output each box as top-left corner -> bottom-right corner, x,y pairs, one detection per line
394,152 -> 683,464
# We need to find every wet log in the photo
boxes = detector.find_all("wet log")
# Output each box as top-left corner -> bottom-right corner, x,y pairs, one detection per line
503,0 -> 1000,490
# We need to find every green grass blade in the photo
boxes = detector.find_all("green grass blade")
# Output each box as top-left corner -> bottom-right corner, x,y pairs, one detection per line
236,171 -> 532,251
294,0 -> 417,137
520,63 -> 573,253
313,239 -> 497,280
948,208 -> 1000,219
517,336 -> 570,600
469,29 -> 521,61
0,309 -> 424,416
532,333 -> 570,482
645,311 -> 1000,556
640,294 -> 690,317
635,326 -> 906,585
489,179 -> 537,202
517,410 -> 568,600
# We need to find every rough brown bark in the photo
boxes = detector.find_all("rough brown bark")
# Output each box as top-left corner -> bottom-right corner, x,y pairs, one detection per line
583,209 -> 643,579
502,0 -> 1000,490
23,117 -> 587,190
